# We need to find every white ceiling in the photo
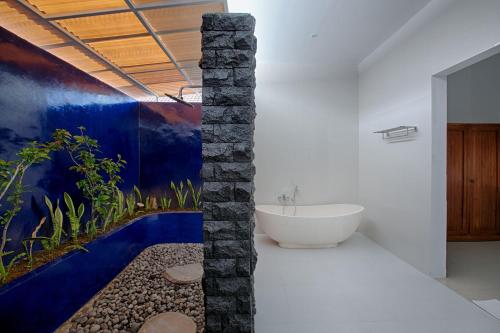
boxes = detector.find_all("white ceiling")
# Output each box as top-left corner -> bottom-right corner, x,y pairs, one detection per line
228,0 -> 431,76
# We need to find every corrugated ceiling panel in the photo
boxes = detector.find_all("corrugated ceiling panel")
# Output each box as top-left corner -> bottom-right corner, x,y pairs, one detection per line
26,0 -> 127,16
56,12 -> 146,40
89,36 -> 169,67
159,31 -> 201,62
0,1 -> 68,47
141,2 -> 224,32
47,45 -> 108,72
91,70 -> 131,87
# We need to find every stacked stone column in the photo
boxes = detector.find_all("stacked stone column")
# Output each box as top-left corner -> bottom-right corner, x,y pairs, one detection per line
201,13 -> 257,333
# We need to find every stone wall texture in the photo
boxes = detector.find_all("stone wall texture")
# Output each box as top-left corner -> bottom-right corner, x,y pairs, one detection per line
201,13 -> 257,333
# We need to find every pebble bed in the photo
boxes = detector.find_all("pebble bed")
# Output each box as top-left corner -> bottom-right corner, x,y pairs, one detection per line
59,244 -> 204,333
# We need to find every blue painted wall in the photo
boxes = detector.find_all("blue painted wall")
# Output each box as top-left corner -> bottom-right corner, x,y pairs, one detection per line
0,27 -> 202,253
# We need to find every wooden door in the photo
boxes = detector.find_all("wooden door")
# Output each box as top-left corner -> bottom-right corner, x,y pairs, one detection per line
447,125 -> 467,236
447,124 -> 500,241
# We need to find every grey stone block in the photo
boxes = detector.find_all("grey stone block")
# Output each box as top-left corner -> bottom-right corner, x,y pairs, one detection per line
203,68 -> 234,86
204,241 -> 213,257
203,182 -> 234,202
206,315 -> 222,332
234,31 -> 256,50
222,314 -> 253,333
205,221 -> 235,240
201,49 -> 256,69
202,106 -> 256,124
212,202 -> 253,220
213,240 -> 251,258
233,142 -> 253,162
236,258 -> 251,277
216,278 -> 251,295
203,86 -> 254,106
213,124 -> 253,143
206,296 -> 237,314
235,220 -> 250,240
204,259 -> 237,277
202,124 -> 215,142
202,13 -> 256,32
202,164 -> 215,181
233,68 -> 255,87
202,31 -> 235,49
214,163 -> 255,181
234,183 -> 253,202
203,143 -> 233,162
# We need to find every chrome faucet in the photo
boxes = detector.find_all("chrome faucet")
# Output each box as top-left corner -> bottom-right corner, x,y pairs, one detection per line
277,185 -> 299,216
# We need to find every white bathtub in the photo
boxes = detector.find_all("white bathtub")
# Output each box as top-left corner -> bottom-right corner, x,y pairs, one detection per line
255,204 -> 364,248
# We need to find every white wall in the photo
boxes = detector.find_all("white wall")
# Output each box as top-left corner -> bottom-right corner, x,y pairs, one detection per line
358,0 -> 500,277
448,52 -> 500,123
254,65 -> 359,232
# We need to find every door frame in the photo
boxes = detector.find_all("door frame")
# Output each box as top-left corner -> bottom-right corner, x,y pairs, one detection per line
431,44 -> 500,278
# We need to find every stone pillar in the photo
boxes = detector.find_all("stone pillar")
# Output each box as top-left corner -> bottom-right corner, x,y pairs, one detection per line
201,13 -> 257,333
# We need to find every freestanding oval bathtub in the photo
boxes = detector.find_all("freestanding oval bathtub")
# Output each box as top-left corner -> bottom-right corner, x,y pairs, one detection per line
255,204 -> 364,248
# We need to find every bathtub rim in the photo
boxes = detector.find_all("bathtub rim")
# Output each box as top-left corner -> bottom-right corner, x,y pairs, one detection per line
255,203 -> 365,219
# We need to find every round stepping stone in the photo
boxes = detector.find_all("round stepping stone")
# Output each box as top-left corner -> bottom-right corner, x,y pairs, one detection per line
139,312 -> 196,333
163,263 -> 203,285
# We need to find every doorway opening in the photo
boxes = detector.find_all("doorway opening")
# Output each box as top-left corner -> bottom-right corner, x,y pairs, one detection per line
432,45 -> 500,303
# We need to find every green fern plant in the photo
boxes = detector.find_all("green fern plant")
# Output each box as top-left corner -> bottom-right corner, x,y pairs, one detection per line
126,193 -> 135,216
22,217 -> 46,269
63,192 -> 84,241
170,181 -> 188,209
187,179 -> 201,210
112,189 -> 126,223
0,252 -> 25,284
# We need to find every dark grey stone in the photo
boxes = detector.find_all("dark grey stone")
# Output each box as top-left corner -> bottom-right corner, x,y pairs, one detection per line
234,183 -> 253,202
206,296 -> 237,314
213,163 -> 255,181
236,258 -> 251,277
233,68 -> 255,87
235,220 -> 250,240
202,124 -> 215,142
206,315 -> 222,332
213,240 -> 251,258
205,259 -> 237,277
203,86 -> 254,106
213,124 -> 253,143
222,314 -> 253,333
233,142 -> 253,161
205,221 -> 236,240
202,31 -> 235,49
212,202 -> 252,220
216,278 -> 251,295
203,68 -> 234,86
203,143 -> 233,162
234,31 -> 256,51
201,49 -> 256,69
202,106 -> 256,124
203,182 -> 234,202
202,13 -> 256,32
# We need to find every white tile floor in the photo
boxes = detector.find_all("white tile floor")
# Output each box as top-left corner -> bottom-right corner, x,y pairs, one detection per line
254,233 -> 500,333
439,241 -> 500,300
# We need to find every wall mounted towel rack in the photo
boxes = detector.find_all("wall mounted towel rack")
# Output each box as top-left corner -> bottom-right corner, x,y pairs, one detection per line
374,126 -> 418,140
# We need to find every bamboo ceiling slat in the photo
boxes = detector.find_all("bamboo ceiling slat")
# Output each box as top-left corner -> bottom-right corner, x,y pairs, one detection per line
47,45 -> 108,72
56,12 -> 146,40
0,1 -> 68,47
89,36 -> 169,67
147,81 -> 190,95
121,62 -> 176,74
117,85 -> 151,99
159,31 -> 201,62
141,2 -> 224,32
91,70 -> 130,87
181,66 -> 202,85
26,0 -> 127,16
131,69 -> 185,85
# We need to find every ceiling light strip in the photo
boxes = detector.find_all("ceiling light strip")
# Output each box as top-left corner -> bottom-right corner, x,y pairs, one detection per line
123,0 -> 193,86
15,0 -> 157,98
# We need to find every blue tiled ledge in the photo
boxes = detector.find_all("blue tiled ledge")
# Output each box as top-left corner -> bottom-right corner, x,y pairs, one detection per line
0,212 -> 203,333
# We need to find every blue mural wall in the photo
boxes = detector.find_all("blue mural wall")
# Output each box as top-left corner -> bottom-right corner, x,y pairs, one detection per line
0,27 -> 202,253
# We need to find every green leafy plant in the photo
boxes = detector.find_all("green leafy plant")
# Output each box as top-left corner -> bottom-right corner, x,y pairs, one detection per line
170,181 -> 188,209
133,185 -> 142,204
126,193 -> 135,216
41,196 -> 64,251
63,193 -> 84,242
22,217 -> 46,269
187,179 -> 201,210
112,189 -> 126,223
53,127 -> 126,239
145,196 -> 158,210
0,139 -> 62,283
160,195 -> 171,210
